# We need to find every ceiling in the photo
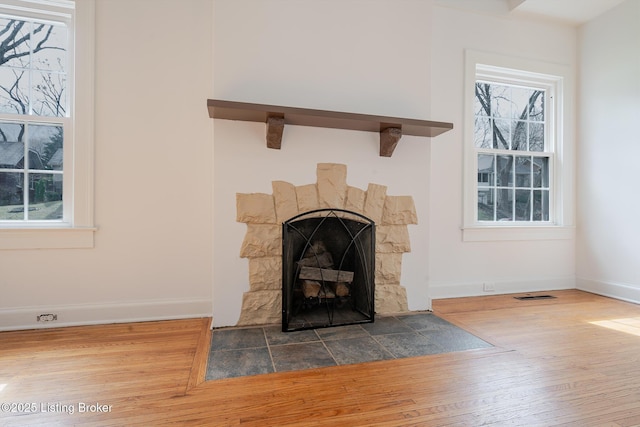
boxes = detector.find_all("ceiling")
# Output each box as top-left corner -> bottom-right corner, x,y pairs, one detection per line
512,0 -> 627,25
435,0 -> 627,25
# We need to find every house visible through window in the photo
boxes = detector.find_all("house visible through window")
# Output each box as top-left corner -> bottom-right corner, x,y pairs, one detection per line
0,1 -> 95,249
473,69 -> 553,223
463,51 -> 573,241
0,10 -> 69,221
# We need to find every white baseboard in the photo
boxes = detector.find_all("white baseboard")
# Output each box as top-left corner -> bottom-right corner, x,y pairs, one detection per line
428,276 -> 576,300
0,298 -> 212,331
576,277 -> 640,305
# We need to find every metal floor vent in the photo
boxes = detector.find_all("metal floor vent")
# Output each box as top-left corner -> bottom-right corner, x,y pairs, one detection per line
514,294 -> 557,301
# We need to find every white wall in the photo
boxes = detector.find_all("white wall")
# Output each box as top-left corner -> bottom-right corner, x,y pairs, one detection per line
212,0 -> 435,326
213,0 -> 433,119
0,0 -> 215,330
577,0 -> 640,301
1,0 -> 595,331
212,0 -> 583,326
428,4 -> 577,298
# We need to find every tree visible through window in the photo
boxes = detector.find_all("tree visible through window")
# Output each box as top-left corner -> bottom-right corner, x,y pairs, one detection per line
474,80 -> 551,222
0,15 -> 67,221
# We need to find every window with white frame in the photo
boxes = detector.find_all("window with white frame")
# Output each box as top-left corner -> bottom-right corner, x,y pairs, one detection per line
0,10 -> 68,221
474,76 -> 551,222
0,0 -> 95,249
463,51 -> 574,241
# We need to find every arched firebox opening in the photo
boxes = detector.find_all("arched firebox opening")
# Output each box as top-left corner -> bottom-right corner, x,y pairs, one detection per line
282,209 -> 375,332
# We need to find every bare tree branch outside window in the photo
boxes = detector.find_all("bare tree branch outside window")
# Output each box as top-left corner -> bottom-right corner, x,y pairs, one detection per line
474,82 -> 549,222
0,16 -> 67,220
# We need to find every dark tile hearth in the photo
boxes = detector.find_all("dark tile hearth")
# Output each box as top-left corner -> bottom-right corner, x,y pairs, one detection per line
206,313 -> 492,381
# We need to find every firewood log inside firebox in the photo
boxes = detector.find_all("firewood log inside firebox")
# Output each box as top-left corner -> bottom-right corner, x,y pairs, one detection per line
296,240 -> 353,298
331,282 -> 350,297
298,266 -> 354,283
300,280 -> 336,299
297,241 -> 334,269
297,252 -> 334,269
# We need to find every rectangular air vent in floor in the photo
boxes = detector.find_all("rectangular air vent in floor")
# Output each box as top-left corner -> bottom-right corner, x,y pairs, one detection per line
514,295 -> 557,300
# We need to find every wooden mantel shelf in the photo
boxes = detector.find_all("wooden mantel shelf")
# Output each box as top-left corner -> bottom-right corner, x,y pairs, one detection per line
207,99 -> 453,157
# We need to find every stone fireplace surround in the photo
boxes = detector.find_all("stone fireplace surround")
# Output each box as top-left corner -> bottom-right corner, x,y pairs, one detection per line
235,163 -> 417,326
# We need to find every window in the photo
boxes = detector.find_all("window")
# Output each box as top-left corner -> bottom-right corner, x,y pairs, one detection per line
463,51 -> 574,241
0,13 -> 68,221
474,80 -> 550,222
0,0 -> 95,249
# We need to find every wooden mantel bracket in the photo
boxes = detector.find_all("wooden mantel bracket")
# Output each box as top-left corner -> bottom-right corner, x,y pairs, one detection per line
266,115 -> 285,149
207,99 -> 453,157
380,127 -> 403,157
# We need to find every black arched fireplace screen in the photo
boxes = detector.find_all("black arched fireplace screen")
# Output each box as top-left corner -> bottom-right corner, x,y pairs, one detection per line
282,209 -> 375,332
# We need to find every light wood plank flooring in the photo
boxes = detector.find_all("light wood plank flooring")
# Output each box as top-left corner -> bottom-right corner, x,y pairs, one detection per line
2,290 -> 640,426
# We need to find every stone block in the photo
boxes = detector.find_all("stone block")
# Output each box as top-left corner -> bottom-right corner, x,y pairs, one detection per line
296,184 -> 319,213
317,163 -> 347,209
382,195 -> 418,225
272,180 -> 298,224
364,183 -> 387,224
376,225 -> 411,253
375,285 -> 409,314
249,257 -> 282,291
236,193 -> 276,224
345,186 -> 366,215
239,224 -> 282,258
375,252 -> 403,285
236,290 -> 282,326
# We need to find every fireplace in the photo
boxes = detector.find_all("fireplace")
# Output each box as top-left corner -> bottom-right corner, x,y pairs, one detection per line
235,163 -> 415,327
282,209 -> 375,331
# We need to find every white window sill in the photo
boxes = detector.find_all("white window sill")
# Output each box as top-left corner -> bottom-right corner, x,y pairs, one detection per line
0,227 -> 97,250
462,225 -> 575,242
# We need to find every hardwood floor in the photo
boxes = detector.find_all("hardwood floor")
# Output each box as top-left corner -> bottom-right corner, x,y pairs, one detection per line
2,290 -> 640,426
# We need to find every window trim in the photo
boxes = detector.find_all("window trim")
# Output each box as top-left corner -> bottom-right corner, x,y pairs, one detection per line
0,0 -> 95,249
462,50 -> 575,242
